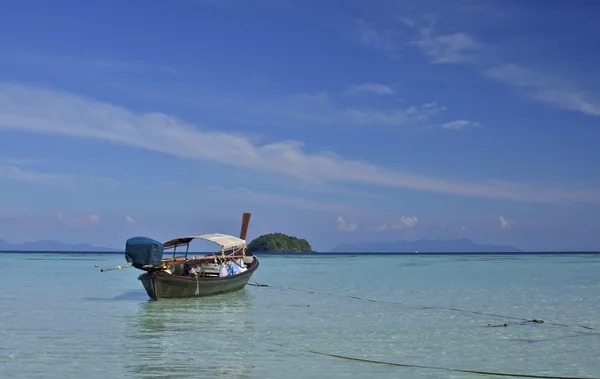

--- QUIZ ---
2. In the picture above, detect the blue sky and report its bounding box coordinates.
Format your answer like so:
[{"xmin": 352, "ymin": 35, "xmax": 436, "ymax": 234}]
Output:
[{"xmin": 1, "ymin": 0, "xmax": 599, "ymax": 251}]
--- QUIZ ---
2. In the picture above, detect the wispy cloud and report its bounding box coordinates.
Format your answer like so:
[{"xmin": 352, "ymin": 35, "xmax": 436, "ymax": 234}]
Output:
[
  {"xmin": 353, "ymin": 18, "xmax": 482, "ymax": 64},
  {"xmin": 401, "ymin": 21, "xmax": 600, "ymax": 118},
  {"xmin": 484, "ymin": 64, "xmax": 600, "ymax": 117},
  {"xmin": 125, "ymin": 215, "xmax": 137, "ymax": 224},
  {"xmin": 0, "ymin": 157, "xmax": 45, "ymax": 166},
  {"xmin": 257, "ymin": 93, "xmax": 453, "ymax": 128},
  {"xmin": 95, "ymin": 78, "xmax": 463, "ymax": 129},
  {"xmin": 356, "ymin": 18, "xmax": 486, "ymax": 67},
  {"xmin": 354, "ymin": 19, "xmax": 401, "ymax": 55},
  {"xmin": 414, "ymin": 28, "xmax": 482, "ymax": 64},
  {"xmin": 206, "ymin": 186, "xmax": 353, "ymax": 213},
  {"xmin": 0, "ymin": 162, "xmax": 119, "ymax": 190},
  {"xmin": 373, "ymin": 216, "xmax": 419, "ymax": 232},
  {"xmin": 442, "ymin": 120, "xmax": 482, "ymax": 130},
  {"xmin": 0, "ymin": 165, "xmax": 77, "ymax": 189},
  {"xmin": 57, "ymin": 212, "xmax": 101, "ymax": 225},
  {"xmin": 246, "ymin": 90, "xmax": 440, "ymax": 127},
  {"xmin": 336, "ymin": 216, "xmax": 358, "ymax": 232},
  {"xmin": 402, "ymin": 18, "xmax": 415, "ymax": 29},
  {"xmin": 1, "ymin": 83, "xmax": 598, "ymax": 203},
  {"xmin": 90, "ymin": 59, "xmax": 179, "ymax": 75},
  {"xmin": 421, "ymin": 102, "xmax": 440, "ymax": 109},
  {"xmin": 346, "ymin": 82, "xmax": 395, "ymax": 95},
  {"xmin": 499, "ymin": 216, "xmax": 516, "ymax": 230},
  {"xmin": 0, "ymin": 51, "xmax": 179, "ymax": 76}
]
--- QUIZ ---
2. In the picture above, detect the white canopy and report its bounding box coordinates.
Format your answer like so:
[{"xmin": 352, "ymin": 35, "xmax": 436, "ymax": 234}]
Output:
[
  {"xmin": 198, "ymin": 233, "xmax": 246, "ymax": 250},
  {"xmin": 163, "ymin": 233, "xmax": 246, "ymax": 250}
]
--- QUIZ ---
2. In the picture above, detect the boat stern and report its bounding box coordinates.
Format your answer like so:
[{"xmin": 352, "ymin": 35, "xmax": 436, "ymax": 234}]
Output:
[{"xmin": 138, "ymin": 273, "xmax": 158, "ymax": 300}]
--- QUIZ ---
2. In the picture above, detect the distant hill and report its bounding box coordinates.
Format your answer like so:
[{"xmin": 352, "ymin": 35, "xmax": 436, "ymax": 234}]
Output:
[
  {"xmin": 0, "ymin": 239, "xmax": 120, "ymax": 252},
  {"xmin": 329, "ymin": 238, "xmax": 521, "ymax": 253}
]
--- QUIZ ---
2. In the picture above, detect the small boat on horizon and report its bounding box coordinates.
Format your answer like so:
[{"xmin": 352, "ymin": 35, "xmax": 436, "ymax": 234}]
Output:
[{"xmin": 104, "ymin": 212, "xmax": 259, "ymax": 300}]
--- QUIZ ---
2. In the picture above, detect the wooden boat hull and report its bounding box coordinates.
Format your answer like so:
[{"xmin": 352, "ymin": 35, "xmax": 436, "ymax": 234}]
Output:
[{"xmin": 138, "ymin": 256, "xmax": 259, "ymax": 300}]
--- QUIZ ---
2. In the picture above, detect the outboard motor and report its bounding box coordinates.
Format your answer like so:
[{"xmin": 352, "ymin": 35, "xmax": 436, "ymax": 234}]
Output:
[{"xmin": 125, "ymin": 237, "xmax": 164, "ymax": 270}]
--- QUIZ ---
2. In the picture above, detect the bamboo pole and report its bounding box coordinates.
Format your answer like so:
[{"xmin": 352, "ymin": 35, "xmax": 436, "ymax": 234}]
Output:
[{"xmin": 100, "ymin": 263, "xmax": 133, "ymax": 272}]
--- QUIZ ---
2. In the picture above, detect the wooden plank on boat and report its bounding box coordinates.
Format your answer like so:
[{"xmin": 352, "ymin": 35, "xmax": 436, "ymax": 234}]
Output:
[{"xmin": 240, "ymin": 212, "xmax": 251, "ymax": 240}]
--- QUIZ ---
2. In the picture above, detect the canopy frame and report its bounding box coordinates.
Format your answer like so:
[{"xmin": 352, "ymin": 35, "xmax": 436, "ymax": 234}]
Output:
[{"xmin": 162, "ymin": 234, "xmax": 247, "ymax": 259}]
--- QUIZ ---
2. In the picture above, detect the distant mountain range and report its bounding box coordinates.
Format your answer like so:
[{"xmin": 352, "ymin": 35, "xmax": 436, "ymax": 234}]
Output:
[
  {"xmin": 329, "ymin": 238, "xmax": 521, "ymax": 253},
  {"xmin": 0, "ymin": 239, "xmax": 120, "ymax": 252},
  {"xmin": 0, "ymin": 237, "xmax": 521, "ymax": 254}
]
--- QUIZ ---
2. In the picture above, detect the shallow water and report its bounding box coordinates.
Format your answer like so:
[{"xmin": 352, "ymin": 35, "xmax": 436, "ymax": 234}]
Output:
[{"xmin": 1, "ymin": 253, "xmax": 599, "ymax": 378}]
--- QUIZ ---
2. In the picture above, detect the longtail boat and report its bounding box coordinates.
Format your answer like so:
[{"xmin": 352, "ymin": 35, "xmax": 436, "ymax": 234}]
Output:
[{"xmin": 104, "ymin": 212, "xmax": 259, "ymax": 300}]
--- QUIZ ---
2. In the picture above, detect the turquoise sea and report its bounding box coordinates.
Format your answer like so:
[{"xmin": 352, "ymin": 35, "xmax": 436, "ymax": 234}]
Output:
[{"xmin": 1, "ymin": 252, "xmax": 599, "ymax": 379}]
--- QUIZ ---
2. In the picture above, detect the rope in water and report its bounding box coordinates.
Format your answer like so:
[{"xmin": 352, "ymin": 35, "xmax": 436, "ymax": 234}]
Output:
[
  {"xmin": 248, "ymin": 280, "xmax": 599, "ymax": 378},
  {"xmin": 307, "ymin": 350, "xmax": 600, "ymax": 379},
  {"xmin": 258, "ymin": 339, "xmax": 600, "ymax": 379},
  {"xmin": 248, "ymin": 281, "xmax": 598, "ymax": 333},
  {"xmin": 248, "ymin": 281, "xmax": 599, "ymax": 378}
]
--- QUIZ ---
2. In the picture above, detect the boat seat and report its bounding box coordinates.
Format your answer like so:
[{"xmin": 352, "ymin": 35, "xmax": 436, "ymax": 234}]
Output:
[{"xmin": 168, "ymin": 262, "xmax": 186, "ymax": 276}]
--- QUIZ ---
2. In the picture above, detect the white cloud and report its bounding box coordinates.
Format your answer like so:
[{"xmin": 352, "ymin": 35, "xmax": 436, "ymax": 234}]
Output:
[
  {"xmin": 0, "ymin": 163, "xmax": 118, "ymax": 190},
  {"xmin": 373, "ymin": 216, "xmax": 419, "ymax": 232},
  {"xmin": 336, "ymin": 216, "xmax": 358, "ymax": 232},
  {"xmin": 0, "ymin": 165, "xmax": 77, "ymax": 188},
  {"xmin": 125, "ymin": 215, "xmax": 137, "ymax": 224},
  {"xmin": 251, "ymin": 90, "xmax": 436, "ymax": 127},
  {"xmin": 346, "ymin": 82, "xmax": 395, "ymax": 95},
  {"xmin": 355, "ymin": 17, "xmax": 600, "ymax": 119},
  {"xmin": 414, "ymin": 26, "xmax": 599, "ymax": 118},
  {"xmin": 0, "ymin": 84, "xmax": 598, "ymax": 203},
  {"xmin": 354, "ymin": 19, "xmax": 400, "ymax": 54},
  {"xmin": 402, "ymin": 18, "xmax": 415, "ymax": 28},
  {"xmin": 418, "ymin": 102, "xmax": 447, "ymax": 114},
  {"xmin": 414, "ymin": 28, "xmax": 482, "ymax": 64},
  {"xmin": 442, "ymin": 120, "xmax": 482, "ymax": 130},
  {"xmin": 484, "ymin": 64, "xmax": 600, "ymax": 117},
  {"xmin": 500, "ymin": 216, "xmax": 515, "ymax": 230},
  {"xmin": 401, "ymin": 216, "xmax": 419, "ymax": 227},
  {"xmin": 57, "ymin": 212, "xmax": 101, "ymax": 225}
]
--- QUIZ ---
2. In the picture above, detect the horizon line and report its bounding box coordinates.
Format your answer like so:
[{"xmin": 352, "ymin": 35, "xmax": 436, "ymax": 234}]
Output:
[{"xmin": 1, "ymin": 250, "xmax": 599, "ymax": 255}]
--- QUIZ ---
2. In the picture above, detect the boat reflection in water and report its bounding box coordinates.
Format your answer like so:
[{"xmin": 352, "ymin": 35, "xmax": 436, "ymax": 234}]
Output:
[{"xmin": 123, "ymin": 289, "xmax": 255, "ymax": 378}]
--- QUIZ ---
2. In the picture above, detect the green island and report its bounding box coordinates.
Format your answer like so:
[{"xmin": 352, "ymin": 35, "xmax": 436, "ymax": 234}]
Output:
[{"xmin": 247, "ymin": 233, "xmax": 313, "ymax": 253}]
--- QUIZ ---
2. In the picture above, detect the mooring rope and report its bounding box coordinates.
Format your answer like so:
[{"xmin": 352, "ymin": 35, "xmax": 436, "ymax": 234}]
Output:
[
  {"xmin": 245, "ymin": 282, "xmax": 600, "ymax": 378},
  {"xmin": 249, "ymin": 283, "xmax": 598, "ymax": 333},
  {"xmin": 306, "ymin": 350, "xmax": 600, "ymax": 379},
  {"xmin": 250, "ymin": 340, "xmax": 600, "ymax": 379}
]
